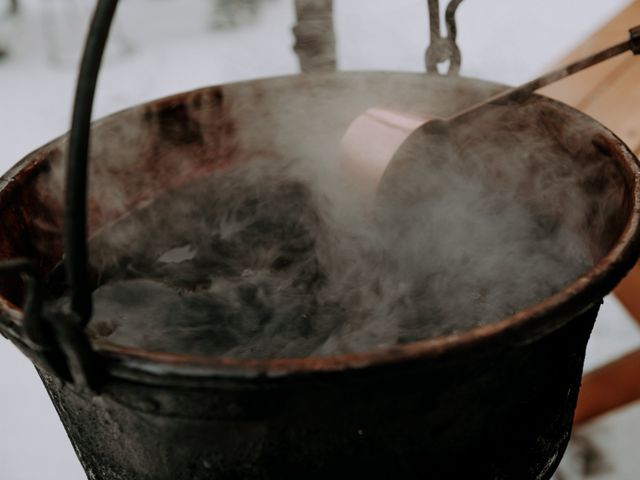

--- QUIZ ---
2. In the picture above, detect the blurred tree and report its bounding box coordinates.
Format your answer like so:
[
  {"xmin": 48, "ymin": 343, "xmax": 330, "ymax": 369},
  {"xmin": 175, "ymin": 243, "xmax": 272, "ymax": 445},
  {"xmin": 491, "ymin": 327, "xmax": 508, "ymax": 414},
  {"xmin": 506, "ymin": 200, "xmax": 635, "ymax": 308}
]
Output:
[
  {"xmin": 1, "ymin": 0, "xmax": 18, "ymax": 59},
  {"xmin": 211, "ymin": 0, "xmax": 267, "ymax": 29}
]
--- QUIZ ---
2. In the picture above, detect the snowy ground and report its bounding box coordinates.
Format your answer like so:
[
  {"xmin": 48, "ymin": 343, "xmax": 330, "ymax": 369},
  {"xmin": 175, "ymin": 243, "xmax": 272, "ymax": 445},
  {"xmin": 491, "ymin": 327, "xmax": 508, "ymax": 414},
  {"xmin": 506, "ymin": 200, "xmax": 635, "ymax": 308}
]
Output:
[{"xmin": 0, "ymin": 1, "xmax": 637, "ymax": 478}]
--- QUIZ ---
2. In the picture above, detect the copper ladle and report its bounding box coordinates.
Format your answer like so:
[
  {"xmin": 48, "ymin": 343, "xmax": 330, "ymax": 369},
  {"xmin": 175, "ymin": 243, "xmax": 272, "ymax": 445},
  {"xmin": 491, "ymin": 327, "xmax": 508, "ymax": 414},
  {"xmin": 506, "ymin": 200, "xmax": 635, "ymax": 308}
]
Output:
[{"xmin": 356, "ymin": 26, "xmax": 640, "ymax": 206}]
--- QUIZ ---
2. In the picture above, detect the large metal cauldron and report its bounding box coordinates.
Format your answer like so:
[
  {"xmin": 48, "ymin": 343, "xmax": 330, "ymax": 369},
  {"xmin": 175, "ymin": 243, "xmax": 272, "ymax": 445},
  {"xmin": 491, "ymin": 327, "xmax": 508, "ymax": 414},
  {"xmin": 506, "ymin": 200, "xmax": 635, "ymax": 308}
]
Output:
[
  {"xmin": 1, "ymin": 4, "xmax": 640, "ymax": 480},
  {"xmin": 1, "ymin": 70, "xmax": 640, "ymax": 480}
]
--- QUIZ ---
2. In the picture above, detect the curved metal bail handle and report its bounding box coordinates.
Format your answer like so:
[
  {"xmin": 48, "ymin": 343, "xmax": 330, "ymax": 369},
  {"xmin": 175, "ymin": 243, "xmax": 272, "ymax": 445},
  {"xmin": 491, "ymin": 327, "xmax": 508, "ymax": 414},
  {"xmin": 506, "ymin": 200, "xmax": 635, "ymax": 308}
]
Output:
[
  {"xmin": 0, "ymin": 259, "xmax": 98, "ymax": 390},
  {"xmin": 66, "ymin": 0, "xmax": 119, "ymax": 329},
  {"xmin": 426, "ymin": 0, "xmax": 464, "ymax": 75}
]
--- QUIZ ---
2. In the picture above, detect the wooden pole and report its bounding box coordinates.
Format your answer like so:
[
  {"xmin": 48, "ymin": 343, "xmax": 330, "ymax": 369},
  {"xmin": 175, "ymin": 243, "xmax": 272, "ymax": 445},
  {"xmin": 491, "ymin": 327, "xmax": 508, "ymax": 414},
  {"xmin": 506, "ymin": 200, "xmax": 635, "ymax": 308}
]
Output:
[{"xmin": 293, "ymin": 0, "xmax": 336, "ymax": 73}]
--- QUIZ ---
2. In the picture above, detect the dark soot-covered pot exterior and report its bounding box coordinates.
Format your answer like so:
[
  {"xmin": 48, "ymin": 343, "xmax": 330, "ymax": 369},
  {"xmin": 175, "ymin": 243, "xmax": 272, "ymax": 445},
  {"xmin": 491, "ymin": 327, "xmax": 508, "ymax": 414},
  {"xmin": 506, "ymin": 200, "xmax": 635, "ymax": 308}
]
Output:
[{"xmin": 1, "ymin": 73, "xmax": 640, "ymax": 480}]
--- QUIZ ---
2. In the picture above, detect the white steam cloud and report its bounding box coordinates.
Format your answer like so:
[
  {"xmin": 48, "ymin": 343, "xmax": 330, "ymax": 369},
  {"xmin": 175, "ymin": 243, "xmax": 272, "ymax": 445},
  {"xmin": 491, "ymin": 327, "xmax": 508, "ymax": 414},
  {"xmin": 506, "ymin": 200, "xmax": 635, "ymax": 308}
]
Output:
[{"xmin": 36, "ymin": 75, "xmax": 625, "ymax": 359}]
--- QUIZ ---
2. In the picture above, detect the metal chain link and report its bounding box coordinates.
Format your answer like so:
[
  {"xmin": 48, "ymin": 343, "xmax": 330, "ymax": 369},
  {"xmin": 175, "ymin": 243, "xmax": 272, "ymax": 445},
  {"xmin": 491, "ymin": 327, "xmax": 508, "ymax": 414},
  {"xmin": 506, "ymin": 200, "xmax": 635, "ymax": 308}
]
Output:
[{"xmin": 426, "ymin": 0, "xmax": 464, "ymax": 75}]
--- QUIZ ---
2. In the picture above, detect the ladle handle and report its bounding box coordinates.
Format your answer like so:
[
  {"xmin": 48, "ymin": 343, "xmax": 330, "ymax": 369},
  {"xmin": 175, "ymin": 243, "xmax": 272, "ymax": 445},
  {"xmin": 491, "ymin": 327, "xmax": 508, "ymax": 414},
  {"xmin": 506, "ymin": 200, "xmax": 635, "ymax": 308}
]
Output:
[{"xmin": 448, "ymin": 26, "xmax": 640, "ymax": 122}]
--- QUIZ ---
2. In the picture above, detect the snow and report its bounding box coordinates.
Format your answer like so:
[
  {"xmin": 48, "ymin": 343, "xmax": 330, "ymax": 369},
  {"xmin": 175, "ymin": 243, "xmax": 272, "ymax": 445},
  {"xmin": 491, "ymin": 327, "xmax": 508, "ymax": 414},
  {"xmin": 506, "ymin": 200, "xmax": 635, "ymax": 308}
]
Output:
[{"xmin": 0, "ymin": 1, "xmax": 637, "ymax": 478}]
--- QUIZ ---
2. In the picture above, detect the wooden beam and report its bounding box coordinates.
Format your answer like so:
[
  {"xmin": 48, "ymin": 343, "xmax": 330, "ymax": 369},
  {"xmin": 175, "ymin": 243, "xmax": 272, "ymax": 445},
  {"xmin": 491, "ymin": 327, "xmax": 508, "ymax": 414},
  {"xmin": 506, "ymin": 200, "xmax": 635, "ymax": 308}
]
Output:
[
  {"xmin": 540, "ymin": 1, "xmax": 640, "ymax": 110},
  {"xmin": 613, "ymin": 263, "xmax": 640, "ymax": 326},
  {"xmin": 577, "ymin": 57, "xmax": 640, "ymax": 150},
  {"xmin": 293, "ymin": 0, "xmax": 336, "ymax": 73},
  {"xmin": 575, "ymin": 348, "xmax": 640, "ymax": 425}
]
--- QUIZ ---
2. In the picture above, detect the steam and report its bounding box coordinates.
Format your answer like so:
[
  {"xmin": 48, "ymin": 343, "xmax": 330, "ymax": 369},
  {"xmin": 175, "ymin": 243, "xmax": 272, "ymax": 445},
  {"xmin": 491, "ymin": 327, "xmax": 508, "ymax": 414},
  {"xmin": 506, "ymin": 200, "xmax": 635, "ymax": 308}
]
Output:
[{"xmin": 37, "ymin": 77, "xmax": 622, "ymax": 360}]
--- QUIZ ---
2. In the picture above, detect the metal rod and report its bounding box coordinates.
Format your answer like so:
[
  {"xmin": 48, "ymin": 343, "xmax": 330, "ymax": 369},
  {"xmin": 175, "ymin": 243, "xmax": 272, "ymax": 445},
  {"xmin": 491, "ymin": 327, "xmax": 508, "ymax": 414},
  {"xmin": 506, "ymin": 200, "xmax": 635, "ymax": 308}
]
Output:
[
  {"xmin": 506, "ymin": 40, "xmax": 632, "ymax": 100},
  {"xmin": 65, "ymin": 0, "xmax": 119, "ymax": 326},
  {"xmin": 450, "ymin": 34, "xmax": 637, "ymax": 120}
]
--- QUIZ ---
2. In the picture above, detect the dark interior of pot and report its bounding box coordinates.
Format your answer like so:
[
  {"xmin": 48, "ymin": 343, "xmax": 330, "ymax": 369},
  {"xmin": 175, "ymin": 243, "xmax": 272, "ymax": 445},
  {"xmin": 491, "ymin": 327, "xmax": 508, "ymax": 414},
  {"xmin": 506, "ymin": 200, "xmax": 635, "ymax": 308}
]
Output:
[{"xmin": 0, "ymin": 72, "xmax": 635, "ymax": 361}]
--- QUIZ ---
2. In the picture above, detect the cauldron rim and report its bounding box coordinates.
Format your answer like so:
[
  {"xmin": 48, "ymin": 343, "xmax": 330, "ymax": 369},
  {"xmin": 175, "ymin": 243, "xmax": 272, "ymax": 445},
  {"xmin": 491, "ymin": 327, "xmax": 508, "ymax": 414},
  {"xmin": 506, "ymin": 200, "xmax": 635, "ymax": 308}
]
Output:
[{"xmin": 2, "ymin": 71, "xmax": 640, "ymax": 382}]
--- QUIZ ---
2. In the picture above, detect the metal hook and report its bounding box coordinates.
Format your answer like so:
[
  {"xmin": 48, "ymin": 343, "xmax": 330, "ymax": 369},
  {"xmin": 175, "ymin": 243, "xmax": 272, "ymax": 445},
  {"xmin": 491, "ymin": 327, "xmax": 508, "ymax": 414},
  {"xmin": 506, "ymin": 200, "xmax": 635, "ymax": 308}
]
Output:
[{"xmin": 426, "ymin": 0, "xmax": 464, "ymax": 75}]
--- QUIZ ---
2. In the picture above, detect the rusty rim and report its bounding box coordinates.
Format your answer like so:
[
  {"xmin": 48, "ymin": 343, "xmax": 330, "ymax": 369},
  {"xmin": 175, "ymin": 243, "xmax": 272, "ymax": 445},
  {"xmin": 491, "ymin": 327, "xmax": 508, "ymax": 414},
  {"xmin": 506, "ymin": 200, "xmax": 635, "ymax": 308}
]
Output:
[{"xmin": 1, "ymin": 75, "xmax": 639, "ymax": 382}]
